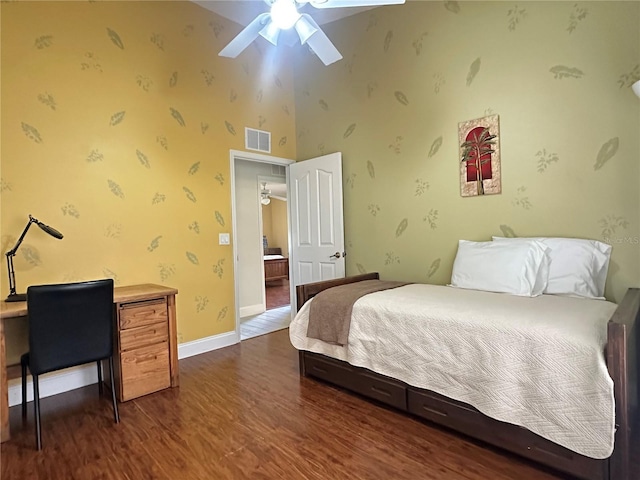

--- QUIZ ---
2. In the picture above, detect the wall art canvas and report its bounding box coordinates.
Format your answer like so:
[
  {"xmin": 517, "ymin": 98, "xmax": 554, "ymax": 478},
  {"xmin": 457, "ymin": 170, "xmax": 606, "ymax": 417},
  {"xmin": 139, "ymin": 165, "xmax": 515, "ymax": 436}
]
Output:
[{"xmin": 458, "ymin": 114, "xmax": 501, "ymax": 197}]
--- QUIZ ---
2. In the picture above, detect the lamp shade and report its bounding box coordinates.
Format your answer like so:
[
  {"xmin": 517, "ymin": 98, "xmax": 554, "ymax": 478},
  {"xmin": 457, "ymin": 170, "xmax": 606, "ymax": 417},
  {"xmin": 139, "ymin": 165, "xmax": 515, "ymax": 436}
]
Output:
[
  {"xmin": 259, "ymin": 21, "xmax": 280, "ymax": 46},
  {"xmin": 295, "ymin": 15, "xmax": 318, "ymax": 45},
  {"xmin": 633, "ymin": 80, "xmax": 640, "ymax": 99}
]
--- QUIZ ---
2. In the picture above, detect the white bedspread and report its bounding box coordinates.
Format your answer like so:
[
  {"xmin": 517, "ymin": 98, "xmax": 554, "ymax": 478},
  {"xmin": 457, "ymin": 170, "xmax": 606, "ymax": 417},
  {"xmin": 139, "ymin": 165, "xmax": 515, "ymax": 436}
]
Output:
[
  {"xmin": 264, "ymin": 254, "xmax": 285, "ymax": 260},
  {"xmin": 289, "ymin": 283, "xmax": 617, "ymax": 459}
]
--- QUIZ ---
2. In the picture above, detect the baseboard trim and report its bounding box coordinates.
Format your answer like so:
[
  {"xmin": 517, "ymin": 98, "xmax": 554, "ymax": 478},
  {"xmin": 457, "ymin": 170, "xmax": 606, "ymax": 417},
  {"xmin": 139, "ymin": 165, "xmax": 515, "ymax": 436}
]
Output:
[
  {"xmin": 178, "ymin": 330, "xmax": 239, "ymax": 359},
  {"xmin": 8, "ymin": 363, "xmax": 98, "ymax": 407},
  {"xmin": 9, "ymin": 331, "xmax": 240, "ymax": 407},
  {"xmin": 239, "ymin": 303, "xmax": 265, "ymax": 318}
]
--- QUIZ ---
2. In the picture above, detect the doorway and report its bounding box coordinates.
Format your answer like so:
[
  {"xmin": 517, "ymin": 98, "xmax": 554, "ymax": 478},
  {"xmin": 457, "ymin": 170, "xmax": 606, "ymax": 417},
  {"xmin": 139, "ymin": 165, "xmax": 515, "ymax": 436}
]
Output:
[
  {"xmin": 229, "ymin": 150, "xmax": 294, "ymax": 341},
  {"xmin": 260, "ymin": 178, "xmax": 290, "ymax": 311}
]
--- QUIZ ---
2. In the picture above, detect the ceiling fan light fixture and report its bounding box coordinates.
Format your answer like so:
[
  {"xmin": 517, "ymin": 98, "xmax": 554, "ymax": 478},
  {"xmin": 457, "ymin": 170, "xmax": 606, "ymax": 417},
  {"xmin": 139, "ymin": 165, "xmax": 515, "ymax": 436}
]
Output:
[
  {"xmin": 295, "ymin": 16, "xmax": 318, "ymax": 45},
  {"xmin": 219, "ymin": 1, "xmax": 407, "ymax": 64},
  {"xmin": 270, "ymin": 0, "xmax": 301, "ymax": 30},
  {"xmin": 259, "ymin": 21, "xmax": 281, "ymax": 46},
  {"xmin": 260, "ymin": 182, "xmax": 272, "ymax": 205},
  {"xmin": 633, "ymin": 79, "xmax": 640, "ymax": 98}
]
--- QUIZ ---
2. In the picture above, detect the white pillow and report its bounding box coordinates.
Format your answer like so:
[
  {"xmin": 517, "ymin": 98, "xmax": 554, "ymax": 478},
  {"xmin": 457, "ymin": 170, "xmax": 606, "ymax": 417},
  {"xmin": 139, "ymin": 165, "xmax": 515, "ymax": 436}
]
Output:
[
  {"xmin": 451, "ymin": 240, "xmax": 549, "ymax": 297},
  {"xmin": 492, "ymin": 237, "xmax": 612, "ymax": 299}
]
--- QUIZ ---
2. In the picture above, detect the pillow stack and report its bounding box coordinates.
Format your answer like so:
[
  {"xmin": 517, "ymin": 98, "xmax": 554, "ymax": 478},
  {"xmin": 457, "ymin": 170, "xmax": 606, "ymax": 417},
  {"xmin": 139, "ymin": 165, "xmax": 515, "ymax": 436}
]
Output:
[{"xmin": 451, "ymin": 237, "xmax": 611, "ymax": 299}]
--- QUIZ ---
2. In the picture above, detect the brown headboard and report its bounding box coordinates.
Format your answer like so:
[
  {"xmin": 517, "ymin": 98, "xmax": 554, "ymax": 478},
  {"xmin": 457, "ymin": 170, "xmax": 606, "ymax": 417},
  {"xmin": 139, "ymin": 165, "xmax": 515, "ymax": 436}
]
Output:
[
  {"xmin": 264, "ymin": 247, "xmax": 282, "ymax": 255},
  {"xmin": 295, "ymin": 273, "xmax": 380, "ymax": 311}
]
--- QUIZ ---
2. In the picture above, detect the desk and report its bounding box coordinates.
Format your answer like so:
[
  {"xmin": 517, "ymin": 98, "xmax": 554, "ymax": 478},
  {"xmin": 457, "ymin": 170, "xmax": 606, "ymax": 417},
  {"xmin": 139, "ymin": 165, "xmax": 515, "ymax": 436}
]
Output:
[{"xmin": 0, "ymin": 283, "xmax": 179, "ymax": 443}]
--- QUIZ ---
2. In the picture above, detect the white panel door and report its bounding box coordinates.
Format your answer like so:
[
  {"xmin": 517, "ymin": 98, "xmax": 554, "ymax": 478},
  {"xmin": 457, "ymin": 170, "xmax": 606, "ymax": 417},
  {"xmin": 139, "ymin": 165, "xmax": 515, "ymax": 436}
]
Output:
[{"xmin": 289, "ymin": 152, "xmax": 345, "ymax": 296}]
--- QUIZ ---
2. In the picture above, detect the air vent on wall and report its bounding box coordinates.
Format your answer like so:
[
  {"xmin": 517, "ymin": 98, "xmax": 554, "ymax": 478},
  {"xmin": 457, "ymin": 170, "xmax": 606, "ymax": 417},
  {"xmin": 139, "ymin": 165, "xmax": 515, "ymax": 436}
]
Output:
[
  {"xmin": 271, "ymin": 164, "xmax": 286, "ymax": 177},
  {"xmin": 245, "ymin": 127, "xmax": 271, "ymax": 153}
]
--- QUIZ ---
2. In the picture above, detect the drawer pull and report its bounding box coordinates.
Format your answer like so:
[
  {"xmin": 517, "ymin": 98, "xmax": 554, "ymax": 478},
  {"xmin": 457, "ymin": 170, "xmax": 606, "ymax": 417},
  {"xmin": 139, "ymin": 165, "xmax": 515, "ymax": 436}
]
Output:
[
  {"xmin": 370, "ymin": 386, "xmax": 391, "ymax": 398},
  {"xmin": 421, "ymin": 404, "xmax": 448, "ymax": 417},
  {"xmin": 420, "ymin": 392, "xmax": 477, "ymax": 414}
]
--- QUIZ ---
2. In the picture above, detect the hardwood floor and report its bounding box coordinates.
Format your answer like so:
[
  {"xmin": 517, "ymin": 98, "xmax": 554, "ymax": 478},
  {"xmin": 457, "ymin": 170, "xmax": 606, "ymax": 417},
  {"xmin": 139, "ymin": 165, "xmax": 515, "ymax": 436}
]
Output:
[
  {"xmin": 265, "ymin": 280, "xmax": 290, "ymax": 310},
  {"xmin": 2, "ymin": 329, "xmax": 638, "ymax": 480},
  {"xmin": 240, "ymin": 305, "xmax": 291, "ymax": 340}
]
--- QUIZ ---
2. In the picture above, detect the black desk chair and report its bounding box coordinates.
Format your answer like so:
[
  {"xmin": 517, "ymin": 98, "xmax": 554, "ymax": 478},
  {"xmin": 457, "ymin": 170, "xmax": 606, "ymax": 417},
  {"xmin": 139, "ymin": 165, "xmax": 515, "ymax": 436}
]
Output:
[{"xmin": 20, "ymin": 279, "xmax": 120, "ymax": 450}]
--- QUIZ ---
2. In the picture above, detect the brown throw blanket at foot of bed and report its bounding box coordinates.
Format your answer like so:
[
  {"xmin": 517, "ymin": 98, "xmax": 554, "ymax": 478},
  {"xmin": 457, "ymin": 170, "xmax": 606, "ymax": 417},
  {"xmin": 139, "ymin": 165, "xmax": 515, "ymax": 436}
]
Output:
[{"xmin": 306, "ymin": 279, "xmax": 409, "ymax": 345}]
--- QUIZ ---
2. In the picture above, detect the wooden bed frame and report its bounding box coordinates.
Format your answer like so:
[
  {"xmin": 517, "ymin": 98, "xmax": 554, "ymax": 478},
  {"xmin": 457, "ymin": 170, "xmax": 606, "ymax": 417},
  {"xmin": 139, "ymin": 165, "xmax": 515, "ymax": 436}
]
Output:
[
  {"xmin": 295, "ymin": 273, "xmax": 639, "ymax": 480},
  {"xmin": 264, "ymin": 247, "xmax": 289, "ymax": 283}
]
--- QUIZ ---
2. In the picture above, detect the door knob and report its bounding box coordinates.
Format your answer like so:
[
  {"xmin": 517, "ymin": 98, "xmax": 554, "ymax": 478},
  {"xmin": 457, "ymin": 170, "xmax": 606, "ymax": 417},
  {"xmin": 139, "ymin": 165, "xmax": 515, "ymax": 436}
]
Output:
[{"xmin": 329, "ymin": 252, "xmax": 341, "ymax": 259}]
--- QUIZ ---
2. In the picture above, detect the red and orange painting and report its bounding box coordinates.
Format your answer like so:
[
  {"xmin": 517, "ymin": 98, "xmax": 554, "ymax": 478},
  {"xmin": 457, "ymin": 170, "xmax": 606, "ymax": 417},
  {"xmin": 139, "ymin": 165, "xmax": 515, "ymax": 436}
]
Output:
[{"xmin": 458, "ymin": 114, "xmax": 501, "ymax": 197}]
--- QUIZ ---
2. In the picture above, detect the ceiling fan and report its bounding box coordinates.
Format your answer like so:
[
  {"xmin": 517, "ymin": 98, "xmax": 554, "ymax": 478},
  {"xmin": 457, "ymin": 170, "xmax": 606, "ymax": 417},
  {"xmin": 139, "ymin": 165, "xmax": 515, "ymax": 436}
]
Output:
[
  {"xmin": 218, "ymin": 0, "xmax": 406, "ymax": 66},
  {"xmin": 260, "ymin": 182, "xmax": 272, "ymax": 205}
]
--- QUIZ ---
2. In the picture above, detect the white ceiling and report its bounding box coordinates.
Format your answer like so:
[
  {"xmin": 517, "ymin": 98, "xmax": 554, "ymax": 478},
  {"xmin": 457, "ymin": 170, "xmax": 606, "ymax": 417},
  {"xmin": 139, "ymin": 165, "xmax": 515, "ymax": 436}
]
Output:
[{"xmin": 193, "ymin": 1, "xmax": 376, "ymax": 27}]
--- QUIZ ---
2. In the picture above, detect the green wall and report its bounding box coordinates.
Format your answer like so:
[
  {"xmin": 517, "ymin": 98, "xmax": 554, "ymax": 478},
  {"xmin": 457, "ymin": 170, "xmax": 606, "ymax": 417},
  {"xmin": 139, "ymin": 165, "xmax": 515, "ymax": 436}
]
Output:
[{"xmin": 293, "ymin": 1, "xmax": 640, "ymax": 302}]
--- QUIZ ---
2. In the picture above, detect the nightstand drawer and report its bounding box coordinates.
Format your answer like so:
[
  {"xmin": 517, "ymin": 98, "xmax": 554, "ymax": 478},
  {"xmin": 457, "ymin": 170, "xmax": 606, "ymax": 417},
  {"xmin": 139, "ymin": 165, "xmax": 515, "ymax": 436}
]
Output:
[
  {"xmin": 119, "ymin": 299, "xmax": 167, "ymax": 330},
  {"xmin": 120, "ymin": 321, "xmax": 168, "ymax": 352},
  {"xmin": 120, "ymin": 342, "xmax": 170, "ymax": 401}
]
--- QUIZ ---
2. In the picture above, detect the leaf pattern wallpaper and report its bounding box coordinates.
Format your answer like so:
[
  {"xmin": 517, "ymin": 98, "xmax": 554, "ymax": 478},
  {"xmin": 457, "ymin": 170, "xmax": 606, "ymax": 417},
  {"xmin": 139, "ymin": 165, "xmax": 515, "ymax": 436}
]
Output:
[
  {"xmin": 0, "ymin": 0, "xmax": 296, "ymax": 360},
  {"xmin": 1, "ymin": 1, "xmax": 639, "ymax": 362},
  {"xmin": 292, "ymin": 1, "xmax": 639, "ymax": 302}
]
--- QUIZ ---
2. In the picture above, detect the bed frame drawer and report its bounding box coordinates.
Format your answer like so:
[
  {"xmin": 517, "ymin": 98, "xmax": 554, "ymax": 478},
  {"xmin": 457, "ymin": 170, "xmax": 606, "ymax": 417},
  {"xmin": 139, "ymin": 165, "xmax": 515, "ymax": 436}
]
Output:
[
  {"xmin": 408, "ymin": 387, "xmax": 538, "ymax": 450},
  {"xmin": 407, "ymin": 388, "xmax": 604, "ymax": 480},
  {"xmin": 356, "ymin": 372, "xmax": 406, "ymax": 410},
  {"xmin": 304, "ymin": 353, "xmax": 406, "ymax": 410},
  {"xmin": 304, "ymin": 353, "xmax": 357, "ymax": 389},
  {"xmin": 408, "ymin": 388, "xmax": 485, "ymax": 434}
]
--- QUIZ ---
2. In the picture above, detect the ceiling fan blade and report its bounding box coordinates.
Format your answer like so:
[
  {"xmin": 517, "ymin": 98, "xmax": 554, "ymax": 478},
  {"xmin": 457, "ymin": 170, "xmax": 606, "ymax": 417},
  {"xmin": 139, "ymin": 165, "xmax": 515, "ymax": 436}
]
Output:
[
  {"xmin": 310, "ymin": 0, "xmax": 405, "ymax": 8},
  {"xmin": 219, "ymin": 13, "xmax": 271, "ymax": 58},
  {"xmin": 296, "ymin": 15, "xmax": 342, "ymax": 65}
]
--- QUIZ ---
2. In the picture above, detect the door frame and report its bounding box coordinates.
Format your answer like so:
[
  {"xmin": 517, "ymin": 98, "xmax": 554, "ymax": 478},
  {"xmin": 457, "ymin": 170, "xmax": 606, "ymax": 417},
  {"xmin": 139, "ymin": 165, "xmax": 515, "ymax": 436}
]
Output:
[{"xmin": 229, "ymin": 149, "xmax": 295, "ymax": 341}]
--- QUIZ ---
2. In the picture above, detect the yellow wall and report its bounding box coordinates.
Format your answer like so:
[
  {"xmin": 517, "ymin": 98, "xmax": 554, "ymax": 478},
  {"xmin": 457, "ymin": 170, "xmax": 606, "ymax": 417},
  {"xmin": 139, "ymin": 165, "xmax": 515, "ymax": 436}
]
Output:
[
  {"xmin": 293, "ymin": 1, "xmax": 640, "ymax": 302},
  {"xmin": 1, "ymin": 1, "xmax": 296, "ymax": 362},
  {"xmin": 262, "ymin": 199, "xmax": 288, "ymax": 257},
  {"xmin": 270, "ymin": 198, "xmax": 289, "ymax": 258},
  {"xmin": 262, "ymin": 203, "xmax": 273, "ymax": 247}
]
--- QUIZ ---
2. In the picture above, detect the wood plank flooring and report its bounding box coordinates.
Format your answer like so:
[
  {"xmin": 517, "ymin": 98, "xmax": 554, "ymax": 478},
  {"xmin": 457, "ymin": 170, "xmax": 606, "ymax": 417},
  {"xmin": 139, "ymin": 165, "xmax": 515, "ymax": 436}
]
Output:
[
  {"xmin": 240, "ymin": 306, "xmax": 291, "ymax": 340},
  {"xmin": 2, "ymin": 329, "xmax": 638, "ymax": 480},
  {"xmin": 265, "ymin": 280, "xmax": 290, "ymax": 310}
]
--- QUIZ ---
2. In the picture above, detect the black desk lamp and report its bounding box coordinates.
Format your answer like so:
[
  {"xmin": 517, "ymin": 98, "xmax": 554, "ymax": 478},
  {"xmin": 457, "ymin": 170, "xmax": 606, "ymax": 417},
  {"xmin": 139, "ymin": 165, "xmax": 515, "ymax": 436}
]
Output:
[{"xmin": 5, "ymin": 215, "xmax": 63, "ymax": 303}]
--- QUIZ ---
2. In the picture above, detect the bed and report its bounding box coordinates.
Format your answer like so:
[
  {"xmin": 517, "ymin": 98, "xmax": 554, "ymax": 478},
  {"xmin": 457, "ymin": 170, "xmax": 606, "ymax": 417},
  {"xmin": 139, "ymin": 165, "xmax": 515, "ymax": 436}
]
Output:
[
  {"xmin": 291, "ymin": 272, "xmax": 639, "ymax": 480},
  {"xmin": 264, "ymin": 247, "xmax": 289, "ymax": 283}
]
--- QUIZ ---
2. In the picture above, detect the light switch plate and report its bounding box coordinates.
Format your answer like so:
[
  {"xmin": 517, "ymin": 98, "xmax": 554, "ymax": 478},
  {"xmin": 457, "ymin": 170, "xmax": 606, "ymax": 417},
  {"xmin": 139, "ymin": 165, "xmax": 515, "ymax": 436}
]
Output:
[{"xmin": 219, "ymin": 233, "xmax": 230, "ymax": 245}]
